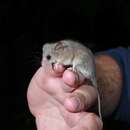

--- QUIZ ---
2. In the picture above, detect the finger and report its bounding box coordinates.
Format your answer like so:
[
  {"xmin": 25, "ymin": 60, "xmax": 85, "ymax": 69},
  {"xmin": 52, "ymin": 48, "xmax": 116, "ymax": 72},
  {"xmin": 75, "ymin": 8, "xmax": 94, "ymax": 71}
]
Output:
[
  {"xmin": 42, "ymin": 63, "xmax": 66, "ymax": 77},
  {"xmin": 64, "ymin": 84, "xmax": 98, "ymax": 112},
  {"xmin": 53, "ymin": 63, "xmax": 66, "ymax": 76},
  {"xmin": 63, "ymin": 69, "xmax": 85, "ymax": 88},
  {"xmin": 73, "ymin": 113, "xmax": 103, "ymax": 130}
]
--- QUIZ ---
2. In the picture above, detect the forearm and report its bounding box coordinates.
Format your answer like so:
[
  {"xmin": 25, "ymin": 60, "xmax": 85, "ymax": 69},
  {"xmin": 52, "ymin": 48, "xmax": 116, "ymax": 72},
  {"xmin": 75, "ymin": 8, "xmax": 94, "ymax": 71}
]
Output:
[{"xmin": 95, "ymin": 55, "xmax": 123, "ymax": 117}]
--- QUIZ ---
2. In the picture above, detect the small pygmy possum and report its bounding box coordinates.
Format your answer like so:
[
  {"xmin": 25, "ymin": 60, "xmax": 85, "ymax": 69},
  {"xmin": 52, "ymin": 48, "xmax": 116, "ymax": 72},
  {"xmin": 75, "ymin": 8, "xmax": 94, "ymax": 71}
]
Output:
[{"xmin": 41, "ymin": 39, "xmax": 102, "ymax": 119}]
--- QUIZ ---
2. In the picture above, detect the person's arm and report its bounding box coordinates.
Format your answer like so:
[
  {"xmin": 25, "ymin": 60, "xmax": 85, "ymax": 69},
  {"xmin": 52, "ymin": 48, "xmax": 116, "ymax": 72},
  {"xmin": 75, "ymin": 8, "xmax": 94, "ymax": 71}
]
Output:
[
  {"xmin": 95, "ymin": 46, "xmax": 130, "ymax": 123},
  {"xmin": 95, "ymin": 55, "xmax": 122, "ymax": 116}
]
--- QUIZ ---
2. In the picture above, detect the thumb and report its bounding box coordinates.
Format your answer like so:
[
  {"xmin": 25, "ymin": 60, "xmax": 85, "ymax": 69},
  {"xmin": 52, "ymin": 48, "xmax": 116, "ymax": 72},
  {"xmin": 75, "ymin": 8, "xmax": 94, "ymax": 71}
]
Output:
[{"xmin": 72, "ymin": 113, "xmax": 103, "ymax": 130}]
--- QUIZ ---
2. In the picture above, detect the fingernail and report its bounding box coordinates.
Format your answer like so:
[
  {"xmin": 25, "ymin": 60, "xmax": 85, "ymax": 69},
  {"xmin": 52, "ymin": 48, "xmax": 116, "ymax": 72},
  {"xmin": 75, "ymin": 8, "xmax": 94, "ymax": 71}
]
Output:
[{"xmin": 69, "ymin": 96, "xmax": 81, "ymax": 111}]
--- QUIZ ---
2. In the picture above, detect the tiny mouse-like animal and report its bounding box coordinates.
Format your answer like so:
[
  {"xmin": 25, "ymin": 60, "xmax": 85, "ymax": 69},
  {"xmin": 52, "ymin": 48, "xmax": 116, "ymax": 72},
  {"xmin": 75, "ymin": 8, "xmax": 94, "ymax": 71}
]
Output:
[{"xmin": 41, "ymin": 39, "xmax": 102, "ymax": 119}]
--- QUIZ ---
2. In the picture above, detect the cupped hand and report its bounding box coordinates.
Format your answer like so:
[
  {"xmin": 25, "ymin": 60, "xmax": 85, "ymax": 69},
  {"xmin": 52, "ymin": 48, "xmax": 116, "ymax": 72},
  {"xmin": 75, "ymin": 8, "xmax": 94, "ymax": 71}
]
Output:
[{"xmin": 27, "ymin": 63, "xmax": 103, "ymax": 130}]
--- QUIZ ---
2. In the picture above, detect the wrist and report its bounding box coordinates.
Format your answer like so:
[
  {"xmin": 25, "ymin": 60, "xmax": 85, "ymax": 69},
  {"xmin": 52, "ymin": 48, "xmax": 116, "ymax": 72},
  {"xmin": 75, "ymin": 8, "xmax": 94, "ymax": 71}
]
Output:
[{"xmin": 95, "ymin": 55, "xmax": 122, "ymax": 117}]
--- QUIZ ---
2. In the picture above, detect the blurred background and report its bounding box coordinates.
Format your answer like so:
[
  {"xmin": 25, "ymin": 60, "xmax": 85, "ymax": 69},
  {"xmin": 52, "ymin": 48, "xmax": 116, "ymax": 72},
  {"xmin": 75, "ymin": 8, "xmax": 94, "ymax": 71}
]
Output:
[{"xmin": 3, "ymin": 0, "xmax": 130, "ymax": 130}]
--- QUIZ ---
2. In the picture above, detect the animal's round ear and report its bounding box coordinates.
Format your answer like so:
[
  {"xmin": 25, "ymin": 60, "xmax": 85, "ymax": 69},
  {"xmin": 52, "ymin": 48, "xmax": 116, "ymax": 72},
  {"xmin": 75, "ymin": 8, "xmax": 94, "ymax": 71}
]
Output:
[{"xmin": 54, "ymin": 41, "xmax": 68, "ymax": 51}]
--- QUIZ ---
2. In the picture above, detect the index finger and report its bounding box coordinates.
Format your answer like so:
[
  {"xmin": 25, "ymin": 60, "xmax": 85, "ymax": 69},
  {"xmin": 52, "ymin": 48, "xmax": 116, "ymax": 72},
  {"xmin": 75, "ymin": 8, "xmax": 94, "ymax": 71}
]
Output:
[
  {"xmin": 63, "ymin": 69, "xmax": 85, "ymax": 88},
  {"xmin": 42, "ymin": 63, "xmax": 66, "ymax": 77}
]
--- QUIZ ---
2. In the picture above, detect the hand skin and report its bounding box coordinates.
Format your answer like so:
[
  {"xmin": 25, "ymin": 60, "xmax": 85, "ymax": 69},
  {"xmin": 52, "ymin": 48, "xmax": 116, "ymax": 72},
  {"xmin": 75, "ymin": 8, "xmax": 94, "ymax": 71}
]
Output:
[
  {"xmin": 27, "ymin": 55, "xmax": 122, "ymax": 130},
  {"xmin": 27, "ymin": 63, "xmax": 102, "ymax": 130}
]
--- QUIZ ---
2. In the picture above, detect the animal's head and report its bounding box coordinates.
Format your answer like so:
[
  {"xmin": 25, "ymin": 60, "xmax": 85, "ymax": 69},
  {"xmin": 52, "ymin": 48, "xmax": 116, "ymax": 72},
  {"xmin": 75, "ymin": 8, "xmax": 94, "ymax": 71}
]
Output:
[{"xmin": 42, "ymin": 40, "xmax": 70, "ymax": 65}]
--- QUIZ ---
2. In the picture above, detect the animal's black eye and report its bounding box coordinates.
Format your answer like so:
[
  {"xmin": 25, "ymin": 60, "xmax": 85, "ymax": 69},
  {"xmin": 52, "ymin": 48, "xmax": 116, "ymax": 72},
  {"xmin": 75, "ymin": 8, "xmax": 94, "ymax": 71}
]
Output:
[{"xmin": 46, "ymin": 55, "xmax": 51, "ymax": 60}]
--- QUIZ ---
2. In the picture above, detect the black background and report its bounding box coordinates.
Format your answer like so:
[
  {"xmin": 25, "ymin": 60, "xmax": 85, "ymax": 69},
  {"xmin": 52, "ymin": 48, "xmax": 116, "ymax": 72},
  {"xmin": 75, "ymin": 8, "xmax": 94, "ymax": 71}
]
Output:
[{"xmin": 3, "ymin": 0, "xmax": 130, "ymax": 130}]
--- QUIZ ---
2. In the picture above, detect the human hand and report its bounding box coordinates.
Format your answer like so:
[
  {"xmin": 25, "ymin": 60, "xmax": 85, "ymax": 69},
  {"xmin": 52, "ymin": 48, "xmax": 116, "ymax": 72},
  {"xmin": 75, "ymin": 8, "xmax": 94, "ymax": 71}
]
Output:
[{"xmin": 27, "ymin": 63, "xmax": 103, "ymax": 130}]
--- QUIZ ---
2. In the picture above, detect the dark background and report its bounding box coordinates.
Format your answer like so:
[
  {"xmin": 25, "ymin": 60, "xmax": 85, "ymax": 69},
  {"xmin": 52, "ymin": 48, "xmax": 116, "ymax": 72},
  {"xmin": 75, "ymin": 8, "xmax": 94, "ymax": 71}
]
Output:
[{"xmin": 3, "ymin": 0, "xmax": 130, "ymax": 130}]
